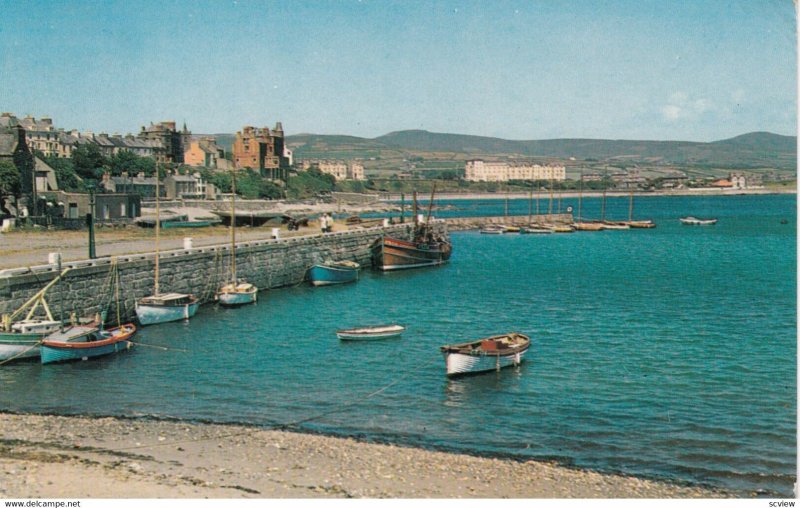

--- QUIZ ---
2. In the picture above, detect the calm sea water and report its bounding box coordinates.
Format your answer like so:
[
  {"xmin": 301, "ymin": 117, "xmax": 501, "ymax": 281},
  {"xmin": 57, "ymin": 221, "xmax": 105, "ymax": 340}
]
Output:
[{"xmin": 1, "ymin": 194, "xmax": 795, "ymax": 496}]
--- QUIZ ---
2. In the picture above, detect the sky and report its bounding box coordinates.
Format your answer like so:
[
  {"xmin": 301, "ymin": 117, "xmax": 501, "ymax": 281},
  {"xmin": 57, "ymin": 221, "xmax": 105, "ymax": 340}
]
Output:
[{"xmin": 1, "ymin": 0, "xmax": 796, "ymax": 141}]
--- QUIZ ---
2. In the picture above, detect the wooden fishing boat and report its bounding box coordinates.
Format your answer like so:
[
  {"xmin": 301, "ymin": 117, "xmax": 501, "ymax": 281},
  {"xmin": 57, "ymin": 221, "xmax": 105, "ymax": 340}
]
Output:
[
  {"xmin": 372, "ymin": 235, "xmax": 452, "ymax": 270},
  {"xmin": 308, "ymin": 261, "xmax": 360, "ymax": 286},
  {"xmin": 40, "ymin": 323, "xmax": 136, "ymax": 365},
  {"xmin": 336, "ymin": 324, "xmax": 405, "ymax": 341},
  {"xmin": 136, "ymin": 168, "xmax": 200, "ymax": 324},
  {"xmin": 503, "ymin": 225, "xmax": 521, "ymax": 233},
  {"xmin": 216, "ymin": 170, "xmax": 258, "ymax": 307},
  {"xmin": 680, "ymin": 216, "xmax": 717, "ymax": 225},
  {"xmin": 549, "ymin": 225, "xmax": 576, "ymax": 233},
  {"xmin": 440, "ymin": 332, "xmax": 531, "ymax": 377}
]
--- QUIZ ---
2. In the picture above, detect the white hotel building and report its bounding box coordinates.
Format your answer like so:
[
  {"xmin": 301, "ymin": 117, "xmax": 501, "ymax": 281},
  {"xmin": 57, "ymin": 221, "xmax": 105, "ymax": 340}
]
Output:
[{"xmin": 465, "ymin": 160, "xmax": 566, "ymax": 182}]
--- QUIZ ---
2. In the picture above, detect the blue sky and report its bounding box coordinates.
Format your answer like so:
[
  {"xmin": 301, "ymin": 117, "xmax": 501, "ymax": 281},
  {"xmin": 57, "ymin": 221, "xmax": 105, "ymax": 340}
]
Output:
[{"xmin": 1, "ymin": 0, "xmax": 796, "ymax": 141}]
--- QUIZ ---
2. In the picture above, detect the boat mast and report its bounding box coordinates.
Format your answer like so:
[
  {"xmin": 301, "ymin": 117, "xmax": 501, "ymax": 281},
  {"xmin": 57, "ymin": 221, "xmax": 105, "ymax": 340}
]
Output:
[
  {"xmin": 577, "ymin": 171, "xmax": 583, "ymax": 222},
  {"xmin": 425, "ymin": 182, "xmax": 436, "ymax": 225},
  {"xmin": 230, "ymin": 169, "xmax": 237, "ymax": 285},
  {"xmin": 536, "ymin": 181, "xmax": 540, "ymax": 215},
  {"xmin": 412, "ymin": 190, "xmax": 418, "ymax": 227},
  {"xmin": 527, "ymin": 180, "xmax": 533, "ymax": 224},
  {"xmin": 600, "ymin": 167, "xmax": 607, "ymax": 223},
  {"xmin": 628, "ymin": 188, "xmax": 634, "ymax": 222},
  {"xmin": 58, "ymin": 254, "xmax": 64, "ymax": 332},
  {"xmin": 154, "ymin": 163, "xmax": 160, "ymax": 296}
]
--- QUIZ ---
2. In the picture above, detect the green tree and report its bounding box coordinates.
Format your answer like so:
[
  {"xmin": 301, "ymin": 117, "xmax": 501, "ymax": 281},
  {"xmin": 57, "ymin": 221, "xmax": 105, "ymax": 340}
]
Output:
[
  {"xmin": 44, "ymin": 155, "xmax": 83, "ymax": 192},
  {"xmin": 71, "ymin": 144, "xmax": 108, "ymax": 182},
  {"xmin": 0, "ymin": 159, "xmax": 21, "ymax": 217},
  {"xmin": 108, "ymin": 150, "xmax": 156, "ymax": 177}
]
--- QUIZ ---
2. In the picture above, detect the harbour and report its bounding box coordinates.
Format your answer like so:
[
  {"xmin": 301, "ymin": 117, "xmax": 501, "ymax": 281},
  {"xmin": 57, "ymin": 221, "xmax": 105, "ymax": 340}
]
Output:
[{"xmin": 0, "ymin": 193, "xmax": 794, "ymax": 497}]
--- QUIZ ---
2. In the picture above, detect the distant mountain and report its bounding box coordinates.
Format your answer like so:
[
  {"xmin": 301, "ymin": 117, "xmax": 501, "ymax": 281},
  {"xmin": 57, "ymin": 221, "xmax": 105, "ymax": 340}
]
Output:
[{"xmin": 205, "ymin": 129, "xmax": 796, "ymax": 172}]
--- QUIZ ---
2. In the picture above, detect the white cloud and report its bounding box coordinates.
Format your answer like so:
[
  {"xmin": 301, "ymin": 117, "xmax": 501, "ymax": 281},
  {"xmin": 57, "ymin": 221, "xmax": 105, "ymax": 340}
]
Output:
[{"xmin": 661, "ymin": 92, "xmax": 713, "ymax": 122}]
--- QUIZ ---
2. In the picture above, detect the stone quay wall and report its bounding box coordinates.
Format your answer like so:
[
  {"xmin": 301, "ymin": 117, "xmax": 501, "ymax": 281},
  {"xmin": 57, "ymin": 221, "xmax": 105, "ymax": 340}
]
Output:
[{"xmin": 0, "ymin": 221, "xmax": 448, "ymax": 324}]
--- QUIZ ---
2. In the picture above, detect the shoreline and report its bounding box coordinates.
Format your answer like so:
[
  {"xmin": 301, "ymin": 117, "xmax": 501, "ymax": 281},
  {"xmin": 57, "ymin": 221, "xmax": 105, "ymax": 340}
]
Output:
[
  {"xmin": 0, "ymin": 412, "xmax": 734, "ymax": 499},
  {"xmin": 382, "ymin": 188, "xmax": 797, "ymax": 201}
]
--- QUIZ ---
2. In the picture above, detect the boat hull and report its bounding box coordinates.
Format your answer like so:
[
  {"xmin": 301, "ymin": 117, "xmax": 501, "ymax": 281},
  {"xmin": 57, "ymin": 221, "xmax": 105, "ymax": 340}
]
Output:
[
  {"xmin": 371, "ymin": 236, "xmax": 451, "ymax": 271},
  {"xmin": 135, "ymin": 301, "xmax": 199, "ymax": 325},
  {"xmin": 0, "ymin": 333, "xmax": 43, "ymax": 362},
  {"xmin": 336, "ymin": 324, "xmax": 405, "ymax": 341},
  {"xmin": 217, "ymin": 289, "xmax": 257, "ymax": 306},
  {"xmin": 41, "ymin": 338, "xmax": 133, "ymax": 364},
  {"xmin": 40, "ymin": 324, "xmax": 136, "ymax": 365},
  {"xmin": 308, "ymin": 265, "xmax": 359, "ymax": 286},
  {"xmin": 442, "ymin": 346, "xmax": 529, "ymax": 376}
]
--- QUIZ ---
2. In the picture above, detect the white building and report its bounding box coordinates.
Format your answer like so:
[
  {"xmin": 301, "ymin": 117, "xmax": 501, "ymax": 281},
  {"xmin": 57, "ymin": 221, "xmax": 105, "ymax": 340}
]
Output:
[{"xmin": 465, "ymin": 160, "xmax": 566, "ymax": 182}]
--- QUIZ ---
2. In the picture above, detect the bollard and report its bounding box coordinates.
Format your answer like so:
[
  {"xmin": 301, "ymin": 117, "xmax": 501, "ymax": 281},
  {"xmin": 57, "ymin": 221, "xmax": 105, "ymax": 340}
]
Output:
[
  {"xmin": 48, "ymin": 252, "xmax": 61, "ymax": 265},
  {"xmin": 271, "ymin": 227, "xmax": 280, "ymax": 239},
  {"xmin": 382, "ymin": 218, "xmax": 389, "ymax": 227},
  {"xmin": 183, "ymin": 237, "xmax": 193, "ymax": 250},
  {"xmin": 417, "ymin": 214, "xmax": 425, "ymax": 223}
]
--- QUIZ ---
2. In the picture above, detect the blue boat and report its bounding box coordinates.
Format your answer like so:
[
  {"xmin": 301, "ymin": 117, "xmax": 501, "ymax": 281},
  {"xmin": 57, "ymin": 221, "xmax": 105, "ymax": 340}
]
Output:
[
  {"xmin": 135, "ymin": 293, "xmax": 200, "ymax": 326},
  {"xmin": 40, "ymin": 324, "xmax": 136, "ymax": 364},
  {"xmin": 308, "ymin": 261, "xmax": 360, "ymax": 286}
]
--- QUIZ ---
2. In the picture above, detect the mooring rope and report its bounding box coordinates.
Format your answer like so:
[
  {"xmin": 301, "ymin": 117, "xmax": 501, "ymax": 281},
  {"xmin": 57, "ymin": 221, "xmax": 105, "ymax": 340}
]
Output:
[{"xmin": 0, "ymin": 340, "xmax": 43, "ymax": 367}]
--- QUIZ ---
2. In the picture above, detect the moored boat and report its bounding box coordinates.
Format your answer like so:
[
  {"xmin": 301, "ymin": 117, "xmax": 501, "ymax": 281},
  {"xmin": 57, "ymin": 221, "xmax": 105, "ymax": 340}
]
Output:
[
  {"xmin": 440, "ymin": 332, "xmax": 530, "ymax": 377},
  {"xmin": 308, "ymin": 261, "xmax": 360, "ymax": 286},
  {"xmin": 0, "ymin": 319, "xmax": 62, "ymax": 362},
  {"xmin": 519, "ymin": 226, "xmax": 553, "ymax": 234},
  {"xmin": 215, "ymin": 171, "xmax": 258, "ymax": 307},
  {"xmin": 136, "ymin": 293, "xmax": 199, "ymax": 325},
  {"xmin": 549, "ymin": 224, "xmax": 576, "ymax": 233},
  {"xmin": 217, "ymin": 282, "xmax": 258, "ymax": 306},
  {"xmin": 372, "ymin": 234, "xmax": 452, "ymax": 271},
  {"xmin": 601, "ymin": 221, "xmax": 630, "ymax": 230},
  {"xmin": 336, "ymin": 324, "xmax": 405, "ymax": 341},
  {"xmin": 40, "ymin": 323, "xmax": 136, "ymax": 365},
  {"xmin": 480, "ymin": 225, "xmax": 505, "ymax": 234},
  {"xmin": 573, "ymin": 221, "xmax": 605, "ymax": 232},
  {"xmin": 680, "ymin": 216, "xmax": 718, "ymax": 225},
  {"xmin": 626, "ymin": 220, "xmax": 656, "ymax": 229},
  {"xmin": 136, "ymin": 167, "xmax": 201, "ymax": 324}
]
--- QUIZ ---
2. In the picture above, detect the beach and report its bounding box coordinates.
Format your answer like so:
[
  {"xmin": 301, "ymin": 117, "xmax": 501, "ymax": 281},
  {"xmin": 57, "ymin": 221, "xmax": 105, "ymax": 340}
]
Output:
[{"xmin": 0, "ymin": 413, "xmax": 729, "ymax": 499}]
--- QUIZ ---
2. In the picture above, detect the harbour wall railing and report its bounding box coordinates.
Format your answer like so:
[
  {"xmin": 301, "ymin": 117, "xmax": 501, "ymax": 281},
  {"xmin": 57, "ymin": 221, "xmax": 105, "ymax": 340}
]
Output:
[{"xmin": 0, "ymin": 221, "xmax": 448, "ymax": 323}]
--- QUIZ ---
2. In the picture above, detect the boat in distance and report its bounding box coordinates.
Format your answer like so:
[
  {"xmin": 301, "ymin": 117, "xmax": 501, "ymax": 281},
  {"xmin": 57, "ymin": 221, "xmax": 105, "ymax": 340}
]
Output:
[
  {"xmin": 40, "ymin": 323, "xmax": 136, "ymax": 365},
  {"xmin": 480, "ymin": 225, "xmax": 505, "ymax": 234},
  {"xmin": 336, "ymin": 324, "xmax": 406, "ymax": 341},
  {"xmin": 308, "ymin": 261, "xmax": 360, "ymax": 286},
  {"xmin": 440, "ymin": 332, "xmax": 530, "ymax": 377},
  {"xmin": 680, "ymin": 216, "xmax": 718, "ymax": 225},
  {"xmin": 135, "ymin": 293, "xmax": 199, "ymax": 325}
]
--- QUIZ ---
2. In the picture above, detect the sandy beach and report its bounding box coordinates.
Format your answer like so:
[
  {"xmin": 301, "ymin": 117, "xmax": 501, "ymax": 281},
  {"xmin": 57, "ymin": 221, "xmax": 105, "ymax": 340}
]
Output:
[{"xmin": 0, "ymin": 413, "xmax": 731, "ymax": 499}]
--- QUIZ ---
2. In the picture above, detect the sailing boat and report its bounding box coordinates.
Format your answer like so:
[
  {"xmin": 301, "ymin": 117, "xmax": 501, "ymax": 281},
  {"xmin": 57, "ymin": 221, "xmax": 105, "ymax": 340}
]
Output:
[
  {"xmin": 135, "ymin": 165, "xmax": 200, "ymax": 325},
  {"xmin": 624, "ymin": 189, "xmax": 655, "ymax": 228},
  {"xmin": 573, "ymin": 172, "xmax": 604, "ymax": 231},
  {"xmin": 0, "ymin": 265, "xmax": 71, "ymax": 362},
  {"xmin": 371, "ymin": 185, "xmax": 452, "ymax": 271},
  {"xmin": 41, "ymin": 260, "xmax": 137, "ymax": 365},
  {"xmin": 216, "ymin": 170, "xmax": 257, "ymax": 306}
]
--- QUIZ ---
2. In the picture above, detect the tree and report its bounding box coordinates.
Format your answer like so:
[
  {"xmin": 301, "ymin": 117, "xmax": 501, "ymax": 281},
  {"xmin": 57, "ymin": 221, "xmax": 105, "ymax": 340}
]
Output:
[
  {"xmin": 0, "ymin": 159, "xmax": 21, "ymax": 217},
  {"xmin": 108, "ymin": 150, "xmax": 156, "ymax": 177},
  {"xmin": 71, "ymin": 144, "xmax": 108, "ymax": 182},
  {"xmin": 44, "ymin": 155, "xmax": 83, "ymax": 192}
]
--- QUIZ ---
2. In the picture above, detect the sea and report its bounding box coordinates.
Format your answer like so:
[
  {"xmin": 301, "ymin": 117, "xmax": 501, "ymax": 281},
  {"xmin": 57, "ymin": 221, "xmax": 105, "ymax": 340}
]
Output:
[{"xmin": 0, "ymin": 193, "xmax": 796, "ymax": 497}]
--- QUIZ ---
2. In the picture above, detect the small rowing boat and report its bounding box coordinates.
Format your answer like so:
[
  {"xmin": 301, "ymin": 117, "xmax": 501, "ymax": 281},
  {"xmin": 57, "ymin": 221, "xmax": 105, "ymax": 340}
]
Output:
[
  {"xmin": 680, "ymin": 216, "xmax": 717, "ymax": 225},
  {"xmin": 440, "ymin": 332, "xmax": 530, "ymax": 377},
  {"xmin": 40, "ymin": 323, "xmax": 136, "ymax": 364},
  {"xmin": 480, "ymin": 225, "xmax": 505, "ymax": 234},
  {"xmin": 336, "ymin": 324, "xmax": 405, "ymax": 341},
  {"xmin": 519, "ymin": 226, "xmax": 553, "ymax": 234}
]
